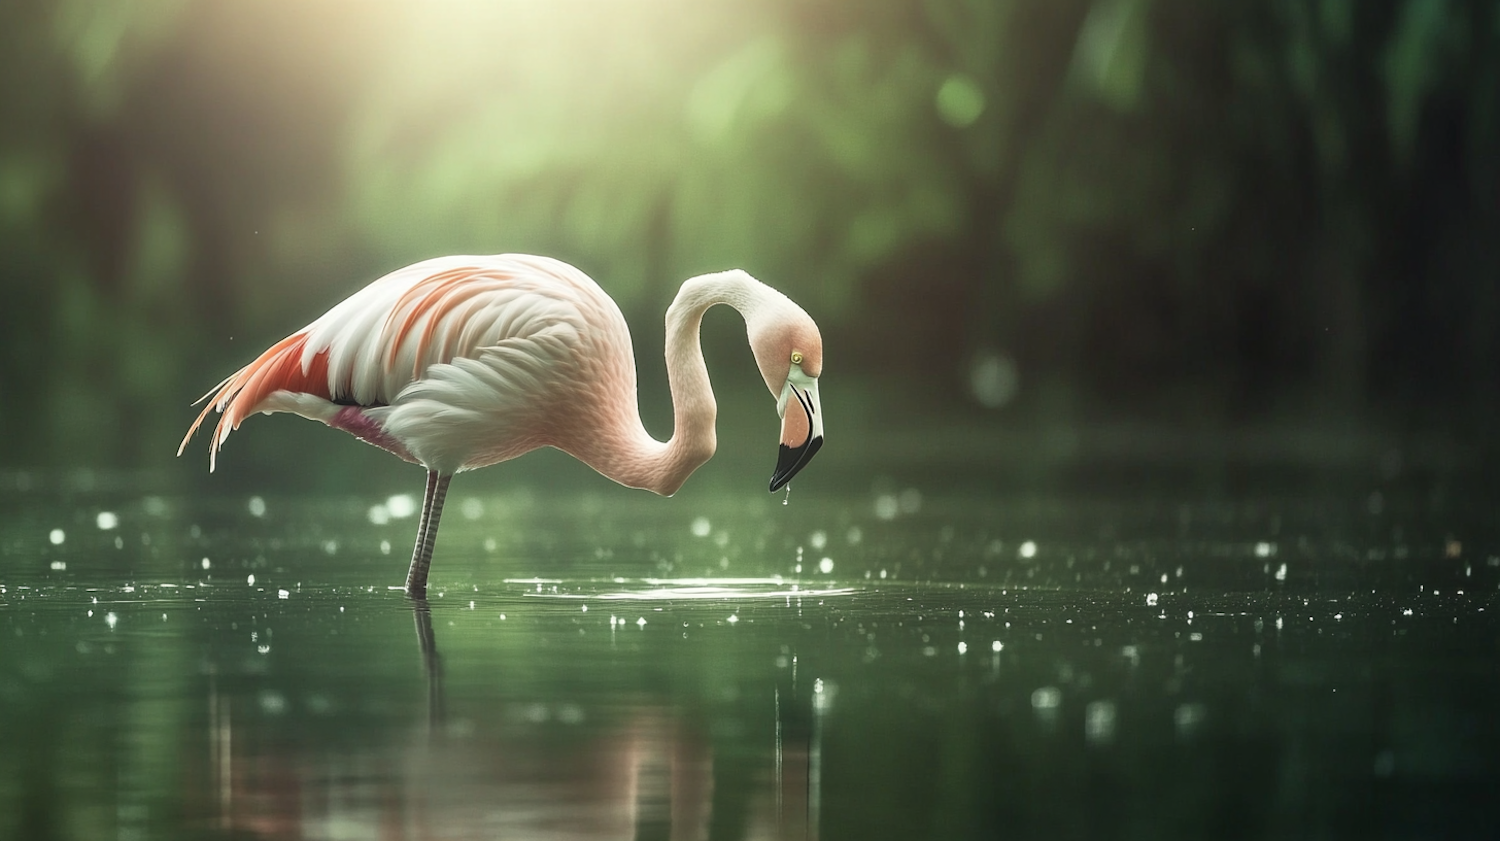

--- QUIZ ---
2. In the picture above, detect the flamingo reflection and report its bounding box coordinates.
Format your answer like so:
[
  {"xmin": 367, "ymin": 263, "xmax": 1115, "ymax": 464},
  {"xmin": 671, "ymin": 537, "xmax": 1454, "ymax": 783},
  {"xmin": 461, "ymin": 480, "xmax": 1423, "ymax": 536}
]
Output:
[{"xmin": 201, "ymin": 601, "xmax": 820, "ymax": 840}]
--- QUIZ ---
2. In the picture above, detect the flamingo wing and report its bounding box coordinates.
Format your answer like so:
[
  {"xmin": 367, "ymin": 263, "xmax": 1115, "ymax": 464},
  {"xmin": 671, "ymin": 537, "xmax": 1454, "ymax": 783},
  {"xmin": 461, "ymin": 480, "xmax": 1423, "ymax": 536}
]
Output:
[{"xmin": 179, "ymin": 255, "xmax": 628, "ymax": 472}]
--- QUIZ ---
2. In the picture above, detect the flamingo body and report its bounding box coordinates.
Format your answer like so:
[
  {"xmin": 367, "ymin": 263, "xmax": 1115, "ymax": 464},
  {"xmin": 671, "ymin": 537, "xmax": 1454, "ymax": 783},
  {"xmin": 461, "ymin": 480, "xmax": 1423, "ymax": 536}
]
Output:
[{"xmin": 180, "ymin": 254, "xmax": 825, "ymax": 595}]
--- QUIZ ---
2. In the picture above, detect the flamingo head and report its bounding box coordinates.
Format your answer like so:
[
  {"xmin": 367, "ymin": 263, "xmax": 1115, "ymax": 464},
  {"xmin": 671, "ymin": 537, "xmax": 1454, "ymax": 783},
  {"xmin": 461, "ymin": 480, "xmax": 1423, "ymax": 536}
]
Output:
[{"xmin": 749, "ymin": 306, "xmax": 824, "ymax": 492}]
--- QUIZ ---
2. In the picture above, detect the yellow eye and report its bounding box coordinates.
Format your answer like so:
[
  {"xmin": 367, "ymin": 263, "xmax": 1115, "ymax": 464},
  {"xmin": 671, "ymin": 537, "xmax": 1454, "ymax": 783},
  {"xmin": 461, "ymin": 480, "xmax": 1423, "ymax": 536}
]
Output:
[{"xmin": 791, "ymin": 351, "xmax": 804, "ymax": 365}]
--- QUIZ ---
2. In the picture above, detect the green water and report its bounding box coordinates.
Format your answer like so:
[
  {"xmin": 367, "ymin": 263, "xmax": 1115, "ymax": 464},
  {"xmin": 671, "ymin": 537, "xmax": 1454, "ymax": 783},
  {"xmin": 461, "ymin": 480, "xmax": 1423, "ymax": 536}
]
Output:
[{"xmin": 2, "ymin": 473, "xmax": 1497, "ymax": 840}]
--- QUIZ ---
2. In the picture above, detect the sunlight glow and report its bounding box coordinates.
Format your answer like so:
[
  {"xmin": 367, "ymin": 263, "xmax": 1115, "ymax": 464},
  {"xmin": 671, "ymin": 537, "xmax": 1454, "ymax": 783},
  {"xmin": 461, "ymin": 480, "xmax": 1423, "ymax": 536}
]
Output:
[{"xmin": 519, "ymin": 577, "xmax": 856, "ymax": 601}]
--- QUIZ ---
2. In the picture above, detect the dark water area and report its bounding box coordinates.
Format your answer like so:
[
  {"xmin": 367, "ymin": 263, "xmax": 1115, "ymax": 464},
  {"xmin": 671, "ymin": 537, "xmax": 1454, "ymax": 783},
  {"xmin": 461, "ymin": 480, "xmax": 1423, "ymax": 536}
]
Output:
[{"xmin": 2, "ymin": 462, "xmax": 1498, "ymax": 840}]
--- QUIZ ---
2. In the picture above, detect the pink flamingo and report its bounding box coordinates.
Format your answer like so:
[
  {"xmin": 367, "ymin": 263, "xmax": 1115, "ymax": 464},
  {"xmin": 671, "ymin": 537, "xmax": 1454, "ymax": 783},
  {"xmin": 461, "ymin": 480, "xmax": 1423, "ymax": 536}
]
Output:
[{"xmin": 179, "ymin": 254, "xmax": 824, "ymax": 596}]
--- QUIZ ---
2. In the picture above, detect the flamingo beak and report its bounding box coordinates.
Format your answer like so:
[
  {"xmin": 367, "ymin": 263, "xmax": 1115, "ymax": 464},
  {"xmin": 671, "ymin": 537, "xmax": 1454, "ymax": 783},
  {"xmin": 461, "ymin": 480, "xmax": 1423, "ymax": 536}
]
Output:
[{"xmin": 770, "ymin": 371, "xmax": 823, "ymax": 492}]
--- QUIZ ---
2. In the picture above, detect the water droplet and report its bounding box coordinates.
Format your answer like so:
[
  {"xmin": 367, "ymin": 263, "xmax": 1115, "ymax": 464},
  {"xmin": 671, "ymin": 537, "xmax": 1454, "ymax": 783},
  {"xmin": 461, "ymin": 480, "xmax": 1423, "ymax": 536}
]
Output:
[
  {"xmin": 48, "ymin": 528, "xmax": 65, "ymax": 545},
  {"xmin": 1019, "ymin": 541, "xmax": 1037, "ymax": 559},
  {"xmin": 247, "ymin": 496, "xmax": 266, "ymax": 517},
  {"xmin": 783, "ymin": 484, "xmax": 792, "ymax": 506},
  {"xmin": 95, "ymin": 511, "xmax": 118, "ymax": 530},
  {"xmin": 818, "ymin": 557, "xmax": 834, "ymax": 574},
  {"xmin": 690, "ymin": 516, "xmax": 711, "ymax": 537},
  {"xmin": 247, "ymin": 574, "xmax": 256, "ymax": 586}
]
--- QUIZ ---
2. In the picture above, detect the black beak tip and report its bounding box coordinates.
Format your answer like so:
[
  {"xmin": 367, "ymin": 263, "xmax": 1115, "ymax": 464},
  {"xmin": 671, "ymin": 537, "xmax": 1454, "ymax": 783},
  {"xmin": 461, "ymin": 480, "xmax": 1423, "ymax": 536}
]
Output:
[{"xmin": 769, "ymin": 436, "xmax": 823, "ymax": 492}]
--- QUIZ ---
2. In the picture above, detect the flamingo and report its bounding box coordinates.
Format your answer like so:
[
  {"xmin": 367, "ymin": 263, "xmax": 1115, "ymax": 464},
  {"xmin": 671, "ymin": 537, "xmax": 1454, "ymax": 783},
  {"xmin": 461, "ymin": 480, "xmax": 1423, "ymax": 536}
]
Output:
[{"xmin": 178, "ymin": 254, "xmax": 824, "ymax": 597}]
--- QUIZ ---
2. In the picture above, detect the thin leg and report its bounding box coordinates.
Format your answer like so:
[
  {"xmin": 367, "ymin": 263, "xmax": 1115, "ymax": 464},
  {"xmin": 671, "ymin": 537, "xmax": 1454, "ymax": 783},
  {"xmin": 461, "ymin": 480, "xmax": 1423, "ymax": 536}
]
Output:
[
  {"xmin": 404, "ymin": 470, "xmax": 452, "ymax": 597},
  {"xmin": 411, "ymin": 600, "xmax": 445, "ymax": 729}
]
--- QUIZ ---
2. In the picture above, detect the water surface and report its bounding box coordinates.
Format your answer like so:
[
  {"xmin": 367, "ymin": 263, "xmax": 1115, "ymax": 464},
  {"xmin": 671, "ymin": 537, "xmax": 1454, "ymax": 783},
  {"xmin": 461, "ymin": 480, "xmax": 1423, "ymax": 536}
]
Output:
[{"xmin": 2, "ymin": 473, "xmax": 1497, "ymax": 839}]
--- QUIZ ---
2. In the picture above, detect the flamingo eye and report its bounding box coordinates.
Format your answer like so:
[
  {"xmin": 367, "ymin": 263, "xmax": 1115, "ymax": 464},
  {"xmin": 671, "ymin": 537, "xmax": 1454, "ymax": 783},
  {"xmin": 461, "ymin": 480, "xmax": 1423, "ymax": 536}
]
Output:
[{"xmin": 790, "ymin": 351, "xmax": 803, "ymax": 365}]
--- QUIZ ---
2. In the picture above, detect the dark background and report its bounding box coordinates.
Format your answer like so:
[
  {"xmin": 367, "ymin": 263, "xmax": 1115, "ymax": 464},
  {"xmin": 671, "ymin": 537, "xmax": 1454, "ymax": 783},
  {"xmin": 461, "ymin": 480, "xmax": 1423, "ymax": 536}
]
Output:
[{"xmin": 1, "ymin": 0, "xmax": 1495, "ymax": 483}]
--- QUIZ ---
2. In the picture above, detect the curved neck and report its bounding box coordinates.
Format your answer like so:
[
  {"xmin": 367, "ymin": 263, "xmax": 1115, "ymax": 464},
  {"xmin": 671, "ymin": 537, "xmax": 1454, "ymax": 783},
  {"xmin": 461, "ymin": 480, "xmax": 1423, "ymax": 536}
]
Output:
[{"xmin": 578, "ymin": 271, "xmax": 765, "ymax": 496}]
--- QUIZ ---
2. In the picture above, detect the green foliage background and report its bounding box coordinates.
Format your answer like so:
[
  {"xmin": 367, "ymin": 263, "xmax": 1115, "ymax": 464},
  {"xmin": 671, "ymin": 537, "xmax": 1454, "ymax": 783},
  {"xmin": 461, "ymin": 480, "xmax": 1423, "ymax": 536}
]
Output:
[{"xmin": 1, "ymin": 0, "xmax": 1496, "ymax": 473}]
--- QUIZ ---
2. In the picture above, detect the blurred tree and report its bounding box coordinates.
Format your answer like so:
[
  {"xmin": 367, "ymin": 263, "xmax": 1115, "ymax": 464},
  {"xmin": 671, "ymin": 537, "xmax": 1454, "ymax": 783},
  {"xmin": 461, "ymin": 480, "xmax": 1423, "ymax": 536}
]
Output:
[{"xmin": 1, "ymin": 0, "xmax": 1498, "ymax": 468}]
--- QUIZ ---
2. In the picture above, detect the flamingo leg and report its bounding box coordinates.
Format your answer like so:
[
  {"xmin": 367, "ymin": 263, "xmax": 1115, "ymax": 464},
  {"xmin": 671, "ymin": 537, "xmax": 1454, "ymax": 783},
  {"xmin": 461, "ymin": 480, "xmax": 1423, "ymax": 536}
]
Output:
[
  {"xmin": 404, "ymin": 470, "xmax": 452, "ymax": 597},
  {"xmin": 410, "ymin": 601, "xmax": 446, "ymax": 729}
]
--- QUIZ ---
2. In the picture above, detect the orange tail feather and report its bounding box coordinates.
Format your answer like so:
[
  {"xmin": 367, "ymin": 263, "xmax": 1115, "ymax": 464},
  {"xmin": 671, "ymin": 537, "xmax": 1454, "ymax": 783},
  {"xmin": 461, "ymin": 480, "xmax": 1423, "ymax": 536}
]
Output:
[{"xmin": 177, "ymin": 333, "xmax": 332, "ymax": 471}]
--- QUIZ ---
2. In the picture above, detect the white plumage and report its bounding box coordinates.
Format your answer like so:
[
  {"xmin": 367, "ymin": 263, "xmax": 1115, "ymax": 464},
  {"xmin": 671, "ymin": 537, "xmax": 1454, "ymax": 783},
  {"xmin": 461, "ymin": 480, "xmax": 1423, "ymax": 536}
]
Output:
[{"xmin": 181, "ymin": 253, "xmax": 825, "ymax": 595}]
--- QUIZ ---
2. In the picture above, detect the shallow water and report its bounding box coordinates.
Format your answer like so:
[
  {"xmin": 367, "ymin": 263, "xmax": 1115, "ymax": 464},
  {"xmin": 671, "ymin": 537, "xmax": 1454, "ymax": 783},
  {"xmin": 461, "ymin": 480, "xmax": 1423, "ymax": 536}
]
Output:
[{"xmin": 2, "ymin": 475, "xmax": 1498, "ymax": 840}]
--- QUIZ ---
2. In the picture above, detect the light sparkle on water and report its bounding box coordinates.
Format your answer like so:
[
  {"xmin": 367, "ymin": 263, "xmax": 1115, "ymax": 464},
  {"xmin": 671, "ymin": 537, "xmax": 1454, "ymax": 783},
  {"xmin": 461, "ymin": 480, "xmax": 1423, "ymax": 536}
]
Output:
[
  {"xmin": 1086, "ymin": 701, "xmax": 1117, "ymax": 745},
  {"xmin": 1031, "ymin": 687, "xmax": 1061, "ymax": 710}
]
